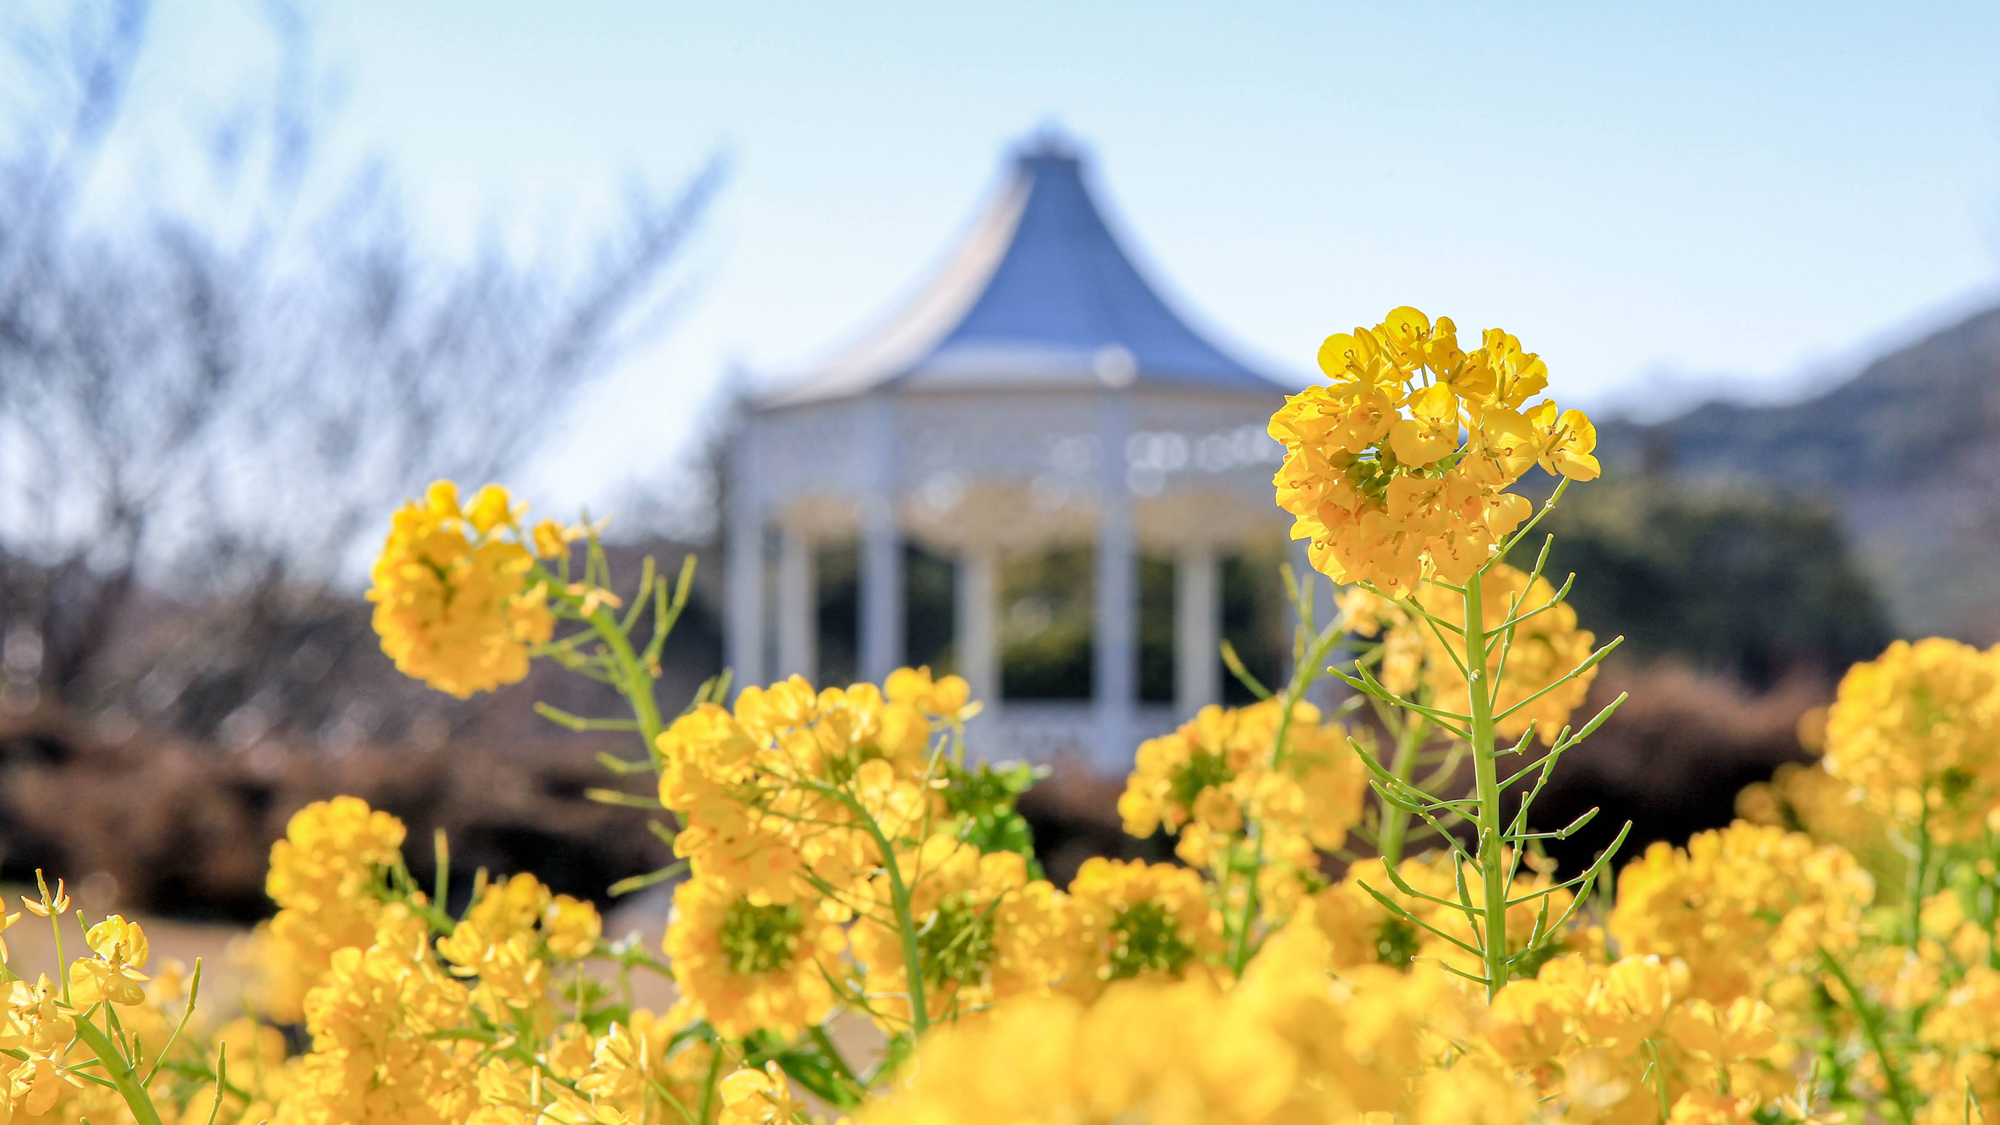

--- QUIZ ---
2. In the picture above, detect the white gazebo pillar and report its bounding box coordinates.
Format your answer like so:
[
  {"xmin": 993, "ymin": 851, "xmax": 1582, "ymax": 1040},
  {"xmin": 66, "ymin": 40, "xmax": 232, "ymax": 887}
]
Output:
[
  {"xmin": 956, "ymin": 545, "xmax": 1000, "ymax": 711},
  {"xmin": 859, "ymin": 399, "xmax": 905, "ymax": 683},
  {"xmin": 859, "ymin": 496, "xmax": 904, "ymax": 683},
  {"xmin": 776, "ymin": 526, "xmax": 816, "ymax": 682},
  {"xmin": 1094, "ymin": 397, "xmax": 1136, "ymax": 772},
  {"xmin": 1174, "ymin": 543, "xmax": 1221, "ymax": 715},
  {"xmin": 724, "ymin": 442, "xmax": 766, "ymax": 694}
]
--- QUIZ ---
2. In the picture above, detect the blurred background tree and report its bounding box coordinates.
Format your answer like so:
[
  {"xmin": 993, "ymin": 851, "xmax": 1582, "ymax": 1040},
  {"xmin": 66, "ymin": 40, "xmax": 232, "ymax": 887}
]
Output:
[
  {"xmin": 1534, "ymin": 480, "xmax": 1891, "ymax": 689},
  {"xmin": 0, "ymin": 0, "xmax": 721, "ymax": 745}
]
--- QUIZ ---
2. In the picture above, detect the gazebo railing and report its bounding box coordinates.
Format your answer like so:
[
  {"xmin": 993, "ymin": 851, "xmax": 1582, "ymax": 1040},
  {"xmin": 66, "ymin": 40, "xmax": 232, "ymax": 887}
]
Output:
[{"xmin": 962, "ymin": 700, "xmax": 1181, "ymax": 773}]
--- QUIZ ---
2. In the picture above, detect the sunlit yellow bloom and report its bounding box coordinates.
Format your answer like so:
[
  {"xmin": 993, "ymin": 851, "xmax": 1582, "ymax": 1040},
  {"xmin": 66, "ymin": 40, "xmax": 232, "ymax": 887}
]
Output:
[
  {"xmin": 1274, "ymin": 308, "xmax": 1592, "ymax": 594},
  {"xmin": 1610, "ymin": 822, "xmax": 1872, "ymax": 1016},
  {"xmin": 662, "ymin": 874, "xmax": 843, "ymax": 1039},
  {"xmin": 1118, "ymin": 699, "xmax": 1363, "ymax": 921},
  {"xmin": 1388, "ymin": 384, "xmax": 1461, "ymax": 467},
  {"xmin": 863, "ymin": 909, "xmax": 1510, "ymax": 1125},
  {"xmin": 850, "ymin": 836, "xmax": 1073, "ymax": 1028},
  {"xmin": 253, "ymin": 796, "xmax": 409, "ymax": 1022},
  {"xmin": 1066, "ymin": 858, "xmax": 1224, "ymax": 991},
  {"xmin": 574, "ymin": 1013, "xmax": 735, "ymax": 1123},
  {"xmin": 1525, "ymin": 400, "xmax": 1601, "ymax": 481},
  {"xmin": 1821, "ymin": 637, "xmax": 2000, "ymax": 842},
  {"xmin": 67, "ymin": 914, "xmax": 152, "ymax": 1006},
  {"xmin": 656, "ymin": 668, "xmax": 966, "ymax": 917},
  {"xmin": 281, "ymin": 905, "xmax": 481, "ymax": 1125},
  {"xmin": 717, "ymin": 1062, "xmax": 800, "ymax": 1125},
  {"xmin": 0, "ymin": 975, "xmax": 81, "ymax": 1116},
  {"xmin": 543, "ymin": 895, "xmax": 602, "ymax": 959},
  {"xmin": 884, "ymin": 665, "xmax": 972, "ymax": 718},
  {"xmin": 1737, "ymin": 759, "xmax": 1902, "ymax": 896},
  {"xmin": 22, "ymin": 872, "xmax": 69, "ymax": 919},
  {"xmin": 368, "ymin": 479, "xmax": 555, "ymax": 697}
]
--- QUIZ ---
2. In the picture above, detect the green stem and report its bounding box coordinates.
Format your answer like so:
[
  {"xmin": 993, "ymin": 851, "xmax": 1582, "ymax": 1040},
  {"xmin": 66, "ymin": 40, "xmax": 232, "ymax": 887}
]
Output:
[
  {"xmin": 696, "ymin": 1029, "xmax": 726, "ymax": 1125},
  {"xmin": 1226, "ymin": 617, "xmax": 1345, "ymax": 974},
  {"xmin": 1985, "ymin": 828, "xmax": 1999, "ymax": 971},
  {"xmin": 1225, "ymin": 834, "xmax": 1266, "ymax": 976},
  {"xmin": 71, "ymin": 1015, "xmax": 165, "ymax": 1125},
  {"xmin": 808, "ymin": 779, "xmax": 931, "ymax": 1037},
  {"xmin": 1907, "ymin": 799, "xmax": 1932, "ymax": 948},
  {"xmin": 807, "ymin": 1024, "xmax": 866, "ymax": 1104},
  {"xmin": 592, "ymin": 606, "xmax": 667, "ymax": 766},
  {"xmin": 1820, "ymin": 948, "xmax": 1916, "ymax": 1125},
  {"xmin": 1807, "ymin": 980, "xmax": 1854, "ymax": 1106},
  {"xmin": 1376, "ymin": 716, "xmax": 1429, "ymax": 868},
  {"xmin": 1462, "ymin": 572, "xmax": 1509, "ymax": 1000},
  {"xmin": 881, "ymin": 847, "xmax": 930, "ymax": 1037}
]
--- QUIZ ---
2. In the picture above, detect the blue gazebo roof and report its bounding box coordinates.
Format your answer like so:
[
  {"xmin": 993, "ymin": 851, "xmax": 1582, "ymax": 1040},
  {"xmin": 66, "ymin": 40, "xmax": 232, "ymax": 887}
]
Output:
[{"xmin": 764, "ymin": 134, "xmax": 1286, "ymax": 406}]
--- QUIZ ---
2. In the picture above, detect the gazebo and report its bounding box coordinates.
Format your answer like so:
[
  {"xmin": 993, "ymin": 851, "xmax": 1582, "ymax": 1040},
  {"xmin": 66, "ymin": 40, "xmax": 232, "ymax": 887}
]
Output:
[{"xmin": 725, "ymin": 133, "xmax": 1298, "ymax": 772}]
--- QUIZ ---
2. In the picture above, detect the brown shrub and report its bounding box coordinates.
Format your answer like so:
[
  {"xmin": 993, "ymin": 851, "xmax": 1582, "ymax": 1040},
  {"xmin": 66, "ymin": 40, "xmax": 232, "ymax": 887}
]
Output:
[
  {"xmin": 1513, "ymin": 658, "xmax": 1823, "ymax": 875},
  {"xmin": 0, "ymin": 706, "xmax": 669, "ymax": 921}
]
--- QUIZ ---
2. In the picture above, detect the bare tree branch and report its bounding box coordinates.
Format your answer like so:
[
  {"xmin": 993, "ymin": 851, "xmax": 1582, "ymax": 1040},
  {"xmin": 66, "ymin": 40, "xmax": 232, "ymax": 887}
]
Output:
[{"xmin": 0, "ymin": 0, "xmax": 720, "ymax": 738}]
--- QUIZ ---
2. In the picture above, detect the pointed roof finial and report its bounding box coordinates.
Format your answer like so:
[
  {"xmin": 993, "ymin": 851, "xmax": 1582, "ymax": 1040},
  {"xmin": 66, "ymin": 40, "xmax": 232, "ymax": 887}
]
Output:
[
  {"xmin": 1019, "ymin": 118, "xmax": 1082, "ymax": 163},
  {"xmin": 763, "ymin": 130, "xmax": 1281, "ymax": 406}
]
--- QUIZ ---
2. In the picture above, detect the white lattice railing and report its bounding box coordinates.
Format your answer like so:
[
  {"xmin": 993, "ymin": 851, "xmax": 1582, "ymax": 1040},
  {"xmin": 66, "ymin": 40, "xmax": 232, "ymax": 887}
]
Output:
[{"xmin": 961, "ymin": 701, "xmax": 1181, "ymax": 775}]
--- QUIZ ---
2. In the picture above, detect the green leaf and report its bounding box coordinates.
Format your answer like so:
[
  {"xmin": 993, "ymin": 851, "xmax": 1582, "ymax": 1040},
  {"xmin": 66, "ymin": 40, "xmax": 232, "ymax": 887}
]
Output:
[{"xmin": 941, "ymin": 759, "xmax": 1049, "ymax": 878}]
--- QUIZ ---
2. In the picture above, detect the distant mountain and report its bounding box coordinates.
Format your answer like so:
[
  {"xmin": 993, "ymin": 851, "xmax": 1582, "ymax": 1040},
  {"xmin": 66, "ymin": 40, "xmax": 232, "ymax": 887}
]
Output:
[{"xmin": 1597, "ymin": 306, "xmax": 2000, "ymax": 642}]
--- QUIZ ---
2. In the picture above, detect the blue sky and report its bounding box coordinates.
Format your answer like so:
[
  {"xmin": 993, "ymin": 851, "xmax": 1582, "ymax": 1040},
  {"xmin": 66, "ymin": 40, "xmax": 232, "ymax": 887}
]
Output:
[{"xmin": 111, "ymin": 2, "xmax": 2000, "ymax": 510}]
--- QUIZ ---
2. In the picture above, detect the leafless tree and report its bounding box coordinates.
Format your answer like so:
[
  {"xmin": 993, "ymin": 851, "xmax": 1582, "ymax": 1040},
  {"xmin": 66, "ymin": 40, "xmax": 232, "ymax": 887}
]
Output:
[{"xmin": 0, "ymin": 0, "xmax": 721, "ymax": 741}]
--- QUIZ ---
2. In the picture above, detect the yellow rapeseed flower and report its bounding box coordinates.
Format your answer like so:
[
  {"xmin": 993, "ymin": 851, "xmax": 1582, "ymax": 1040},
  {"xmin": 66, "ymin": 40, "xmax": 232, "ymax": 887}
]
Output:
[
  {"xmin": 543, "ymin": 895, "xmax": 603, "ymax": 960},
  {"xmin": 282, "ymin": 906, "xmax": 482, "ymax": 1125},
  {"xmin": 656, "ymin": 669, "xmax": 967, "ymax": 913},
  {"xmin": 661, "ymin": 874, "xmax": 843, "ymax": 1039},
  {"xmin": 1610, "ymin": 822, "xmax": 1873, "ymax": 1017},
  {"xmin": 1117, "ymin": 699, "xmax": 1364, "ymax": 920},
  {"xmin": 1066, "ymin": 858, "xmax": 1224, "ymax": 992},
  {"xmin": 1821, "ymin": 637, "xmax": 2000, "ymax": 842},
  {"xmin": 66, "ymin": 914, "xmax": 151, "ymax": 1007},
  {"xmin": 368, "ymin": 480, "xmax": 554, "ymax": 698},
  {"xmin": 716, "ymin": 1062, "xmax": 800, "ymax": 1125},
  {"xmin": 253, "ymin": 796, "xmax": 409, "ymax": 1022},
  {"xmin": 1272, "ymin": 307, "xmax": 1596, "ymax": 595},
  {"xmin": 848, "ymin": 836, "xmax": 1073, "ymax": 1029},
  {"xmin": 861, "ymin": 909, "xmax": 1517, "ymax": 1125}
]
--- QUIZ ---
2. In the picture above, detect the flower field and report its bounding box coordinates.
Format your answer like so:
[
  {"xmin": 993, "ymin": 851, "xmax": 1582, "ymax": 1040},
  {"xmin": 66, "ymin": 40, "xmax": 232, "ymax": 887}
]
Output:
[{"xmin": 5, "ymin": 307, "xmax": 1996, "ymax": 1124}]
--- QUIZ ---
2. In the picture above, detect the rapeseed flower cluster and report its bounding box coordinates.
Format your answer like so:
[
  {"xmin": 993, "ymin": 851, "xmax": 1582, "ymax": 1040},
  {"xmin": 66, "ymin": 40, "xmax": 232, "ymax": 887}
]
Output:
[
  {"xmin": 1736, "ymin": 758, "xmax": 1902, "ymax": 893},
  {"xmin": 1626, "ymin": 636, "xmax": 2000, "ymax": 1123},
  {"xmin": 1271, "ymin": 307, "xmax": 1598, "ymax": 595},
  {"xmin": 0, "ymin": 874, "xmax": 294, "ymax": 1125},
  {"xmin": 255, "ymin": 794, "xmax": 409, "ymax": 1021},
  {"xmin": 860, "ymin": 912, "xmax": 1790, "ymax": 1125},
  {"xmin": 367, "ymin": 482, "xmax": 557, "ymax": 697},
  {"xmin": 1118, "ymin": 698, "xmax": 1366, "ymax": 916},
  {"xmin": 1820, "ymin": 637, "xmax": 2000, "ymax": 842},
  {"xmin": 1609, "ymin": 823, "xmax": 1872, "ymax": 1018},
  {"xmin": 243, "ymin": 800, "xmax": 729, "ymax": 1125},
  {"xmin": 653, "ymin": 668, "xmax": 1257, "ymax": 1038}
]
